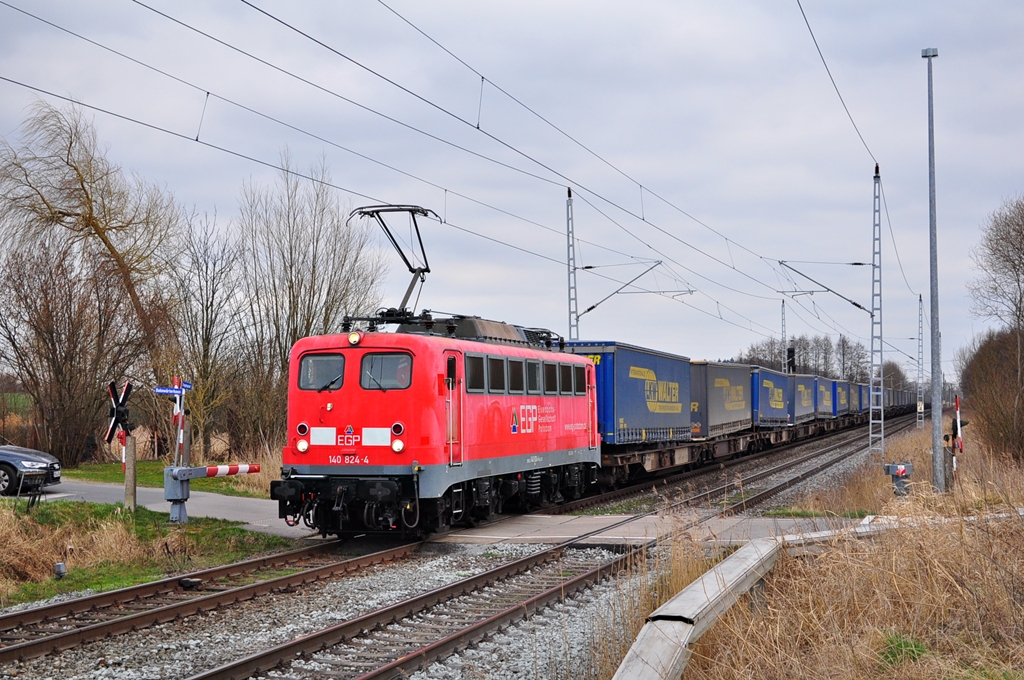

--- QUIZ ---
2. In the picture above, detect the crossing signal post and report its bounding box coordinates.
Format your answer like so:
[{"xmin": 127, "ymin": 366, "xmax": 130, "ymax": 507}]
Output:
[
  {"xmin": 104, "ymin": 380, "xmax": 136, "ymax": 511},
  {"xmin": 156, "ymin": 376, "xmax": 260, "ymax": 523}
]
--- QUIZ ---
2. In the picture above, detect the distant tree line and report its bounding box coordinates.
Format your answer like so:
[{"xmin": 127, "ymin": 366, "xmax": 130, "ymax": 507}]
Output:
[
  {"xmin": 0, "ymin": 102, "xmax": 385, "ymax": 466},
  {"xmin": 734, "ymin": 333, "xmax": 909, "ymax": 389}
]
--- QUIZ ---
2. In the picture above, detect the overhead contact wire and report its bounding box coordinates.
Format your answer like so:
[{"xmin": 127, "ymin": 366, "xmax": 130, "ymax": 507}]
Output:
[
  {"xmin": 236, "ymin": 0, "xmax": 790, "ymax": 300},
  {"xmin": 0, "ymin": 0, "xmax": 650, "ymax": 268}
]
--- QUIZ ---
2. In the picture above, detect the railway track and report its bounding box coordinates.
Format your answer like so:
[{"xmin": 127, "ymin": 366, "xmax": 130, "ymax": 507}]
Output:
[
  {"xmin": 0, "ymin": 541, "xmax": 421, "ymax": 665},
  {"xmin": 0, "ymin": 416, "xmax": 917, "ymax": 673},
  {"xmin": 185, "ymin": 417, "xmax": 918, "ymax": 680},
  {"xmin": 556, "ymin": 413, "xmax": 919, "ymax": 516}
]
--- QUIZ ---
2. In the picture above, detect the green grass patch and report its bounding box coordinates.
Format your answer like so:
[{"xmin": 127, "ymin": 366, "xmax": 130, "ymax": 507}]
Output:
[
  {"xmin": 1, "ymin": 500, "xmax": 297, "ymax": 606},
  {"xmin": 763, "ymin": 506, "xmax": 870, "ymax": 519},
  {"xmin": 1, "ymin": 392, "xmax": 33, "ymax": 415},
  {"xmin": 879, "ymin": 632, "xmax": 928, "ymax": 666},
  {"xmin": 63, "ymin": 461, "xmax": 266, "ymax": 498},
  {"xmin": 578, "ymin": 496, "xmax": 658, "ymax": 515}
]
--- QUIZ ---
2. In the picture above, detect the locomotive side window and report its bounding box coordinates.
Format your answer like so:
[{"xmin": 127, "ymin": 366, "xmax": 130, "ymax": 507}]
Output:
[
  {"xmin": 466, "ymin": 355, "xmax": 485, "ymax": 392},
  {"xmin": 508, "ymin": 359, "xmax": 525, "ymax": 394},
  {"xmin": 487, "ymin": 357, "xmax": 506, "ymax": 393},
  {"xmin": 360, "ymin": 353, "xmax": 413, "ymax": 390},
  {"xmin": 559, "ymin": 364, "xmax": 573, "ymax": 395},
  {"xmin": 574, "ymin": 365, "xmax": 586, "ymax": 395},
  {"xmin": 526, "ymin": 361, "xmax": 541, "ymax": 394},
  {"xmin": 543, "ymin": 362, "xmax": 559, "ymax": 395},
  {"xmin": 298, "ymin": 353, "xmax": 345, "ymax": 391}
]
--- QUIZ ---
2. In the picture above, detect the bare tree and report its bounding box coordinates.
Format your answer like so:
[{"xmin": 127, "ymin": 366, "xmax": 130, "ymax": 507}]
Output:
[
  {"xmin": 0, "ymin": 240, "xmax": 146, "ymax": 465},
  {"xmin": 170, "ymin": 213, "xmax": 238, "ymax": 462},
  {"xmin": 229, "ymin": 155, "xmax": 386, "ymax": 454},
  {"xmin": 0, "ymin": 101, "xmax": 178, "ymax": 378},
  {"xmin": 882, "ymin": 361, "xmax": 908, "ymax": 390},
  {"xmin": 968, "ymin": 195, "xmax": 1024, "ymax": 435}
]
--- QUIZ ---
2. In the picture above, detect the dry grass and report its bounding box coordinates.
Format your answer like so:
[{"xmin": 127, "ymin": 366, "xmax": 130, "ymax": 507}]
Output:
[
  {"xmin": 685, "ymin": 517, "xmax": 1024, "ymax": 679},
  {"xmin": 681, "ymin": 415, "xmax": 1024, "ymax": 679},
  {"xmin": 0, "ymin": 503, "xmax": 146, "ymax": 599},
  {"xmin": 223, "ymin": 447, "xmax": 282, "ymax": 496},
  {"xmin": 584, "ymin": 530, "xmax": 719, "ymax": 678},
  {"xmin": 795, "ymin": 411, "xmax": 1024, "ymax": 519}
]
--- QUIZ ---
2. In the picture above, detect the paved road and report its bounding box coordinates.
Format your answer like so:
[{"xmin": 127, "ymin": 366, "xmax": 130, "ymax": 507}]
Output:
[{"xmin": 25, "ymin": 480, "xmax": 315, "ymax": 539}]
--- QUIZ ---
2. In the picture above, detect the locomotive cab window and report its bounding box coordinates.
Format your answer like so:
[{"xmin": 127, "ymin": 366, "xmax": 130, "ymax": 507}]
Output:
[
  {"xmin": 299, "ymin": 353, "xmax": 345, "ymax": 391},
  {"xmin": 574, "ymin": 365, "xmax": 586, "ymax": 395},
  {"xmin": 559, "ymin": 364, "xmax": 573, "ymax": 395},
  {"xmin": 543, "ymin": 362, "xmax": 559, "ymax": 395},
  {"xmin": 360, "ymin": 353, "xmax": 413, "ymax": 391},
  {"xmin": 508, "ymin": 359, "xmax": 525, "ymax": 394},
  {"xmin": 487, "ymin": 357, "xmax": 506, "ymax": 393},
  {"xmin": 466, "ymin": 355, "xmax": 485, "ymax": 392},
  {"xmin": 526, "ymin": 361, "xmax": 541, "ymax": 394}
]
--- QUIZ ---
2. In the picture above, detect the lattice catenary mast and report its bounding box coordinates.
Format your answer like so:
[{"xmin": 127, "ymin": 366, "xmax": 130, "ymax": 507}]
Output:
[
  {"xmin": 869, "ymin": 164, "xmax": 885, "ymax": 461},
  {"xmin": 567, "ymin": 188, "xmax": 579, "ymax": 341}
]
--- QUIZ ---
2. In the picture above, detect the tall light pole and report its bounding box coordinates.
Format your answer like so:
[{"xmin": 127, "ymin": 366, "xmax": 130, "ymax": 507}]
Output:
[{"xmin": 923, "ymin": 47, "xmax": 944, "ymax": 492}]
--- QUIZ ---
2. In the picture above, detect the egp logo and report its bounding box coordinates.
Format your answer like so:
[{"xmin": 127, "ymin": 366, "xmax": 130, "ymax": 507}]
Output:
[
  {"xmin": 519, "ymin": 405, "xmax": 538, "ymax": 433},
  {"xmin": 337, "ymin": 433, "xmax": 361, "ymax": 446}
]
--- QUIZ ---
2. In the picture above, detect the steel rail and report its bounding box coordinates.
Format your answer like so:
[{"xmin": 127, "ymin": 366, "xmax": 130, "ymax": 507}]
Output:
[
  {"xmin": 550, "ymin": 419, "xmax": 878, "ymax": 515},
  {"xmin": 0, "ymin": 542, "xmax": 422, "ymax": 664},
  {"xmin": 187, "ymin": 543, "xmax": 607, "ymax": 680},
  {"xmin": 719, "ymin": 416, "xmax": 918, "ymax": 515},
  {"xmin": 0, "ymin": 541, "xmax": 338, "ymax": 633},
  {"xmin": 352, "ymin": 550, "xmax": 635, "ymax": 680},
  {"xmin": 184, "ymin": 415, "xmax": 919, "ymax": 680}
]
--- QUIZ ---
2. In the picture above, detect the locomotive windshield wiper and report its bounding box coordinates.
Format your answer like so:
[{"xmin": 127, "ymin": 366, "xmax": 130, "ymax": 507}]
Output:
[
  {"xmin": 364, "ymin": 371, "xmax": 387, "ymax": 392},
  {"xmin": 317, "ymin": 373, "xmax": 345, "ymax": 393}
]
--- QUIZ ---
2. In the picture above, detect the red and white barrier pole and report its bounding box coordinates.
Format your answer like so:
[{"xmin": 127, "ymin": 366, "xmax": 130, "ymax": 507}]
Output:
[{"xmin": 202, "ymin": 464, "xmax": 261, "ymax": 477}]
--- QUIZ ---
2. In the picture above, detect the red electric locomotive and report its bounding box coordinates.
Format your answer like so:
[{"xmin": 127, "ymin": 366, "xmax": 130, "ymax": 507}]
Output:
[{"xmin": 270, "ymin": 315, "xmax": 600, "ymax": 536}]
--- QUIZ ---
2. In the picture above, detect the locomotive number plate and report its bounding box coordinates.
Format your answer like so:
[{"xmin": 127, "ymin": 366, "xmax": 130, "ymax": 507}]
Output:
[{"xmin": 329, "ymin": 455, "xmax": 371, "ymax": 464}]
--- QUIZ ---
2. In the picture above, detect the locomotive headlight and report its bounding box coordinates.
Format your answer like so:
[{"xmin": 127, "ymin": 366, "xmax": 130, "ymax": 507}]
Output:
[
  {"xmin": 391, "ymin": 439, "xmax": 405, "ymax": 453},
  {"xmin": 348, "ymin": 331, "xmax": 362, "ymax": 345},
  {"xmin": 296, "ymin": 439, "xmax": 309, "ymax": 453}
]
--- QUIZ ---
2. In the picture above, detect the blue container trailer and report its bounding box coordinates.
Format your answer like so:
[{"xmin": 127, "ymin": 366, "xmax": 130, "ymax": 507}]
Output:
[
  {"xmin": 751, "ymin": 366, "xmax": 790, "ymax": 427},
  {"xmin": 565, "ymin": 341, "xmax": 691, "ymax": 446},
  {"xmin": 833, "ymin": 381, "xmax": 851, "ymax": 417},
  {"xmin": 815, "ymin": 377, "xmax": 835, "ymax": 419},
  {"xmin": 691, "ymin": 361, "xmax": 752, "ymax": 439},
  {"xmin": 790, "ymin": 374, "xmax": 816, "ymax": 424}
]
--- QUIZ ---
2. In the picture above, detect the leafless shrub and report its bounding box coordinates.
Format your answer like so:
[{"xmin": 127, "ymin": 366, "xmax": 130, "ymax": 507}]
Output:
[
  {"xmin": 0, "ymin": 242, "xmax": 146, "ymax": 465},
  {"xmin": 226, "ymin": 154, "xmax": 386, "ymax": 456}
]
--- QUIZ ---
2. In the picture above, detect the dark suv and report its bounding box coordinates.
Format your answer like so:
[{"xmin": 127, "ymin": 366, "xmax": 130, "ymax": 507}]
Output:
[{"xmin": 0, "ymin": 445, "xmax": 62, "ymax": 496}]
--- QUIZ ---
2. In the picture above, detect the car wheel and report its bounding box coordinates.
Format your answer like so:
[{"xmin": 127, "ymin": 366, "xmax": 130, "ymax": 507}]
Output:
[{"xmin": 0, "ymin": 463, "xmax": 17, "ymax": 496}]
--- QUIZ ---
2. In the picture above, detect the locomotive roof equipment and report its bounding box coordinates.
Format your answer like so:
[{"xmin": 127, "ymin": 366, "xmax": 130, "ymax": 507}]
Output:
[{"xmin": 348, "ymin": 204, "xmax": 438, "ymax": 314}]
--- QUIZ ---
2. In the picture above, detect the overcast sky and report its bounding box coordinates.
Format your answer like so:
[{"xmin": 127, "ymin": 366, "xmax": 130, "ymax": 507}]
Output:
[{"xmin": 2, "ymin": 1, "xmax": 1021, "ymax": 382}]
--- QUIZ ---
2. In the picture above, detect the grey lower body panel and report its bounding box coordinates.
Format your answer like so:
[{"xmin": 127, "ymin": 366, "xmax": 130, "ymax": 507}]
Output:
[{"xmin": 290, "ymin": 446, "xmax": 601, "ymax": 499}]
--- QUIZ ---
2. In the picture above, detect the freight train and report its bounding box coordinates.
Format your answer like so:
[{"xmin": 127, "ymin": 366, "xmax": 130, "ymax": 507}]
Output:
[{"xmin": 270, "ymin": 313, "xmax": 919, "ymax": 537}]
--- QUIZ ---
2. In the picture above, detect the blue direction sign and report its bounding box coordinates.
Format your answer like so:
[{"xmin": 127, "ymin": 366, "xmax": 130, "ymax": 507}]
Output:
[
  {"xmin": 181, "ymin": 381, "xmax": 193, "ymax": 391},
  {"xmin": 154, "ymin": 386, "xmax": 183, "ymax": 396}
]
